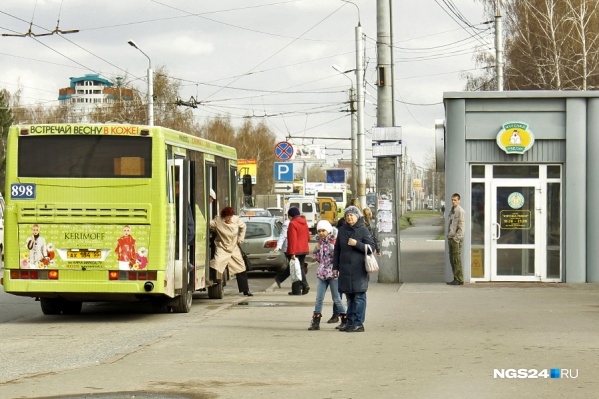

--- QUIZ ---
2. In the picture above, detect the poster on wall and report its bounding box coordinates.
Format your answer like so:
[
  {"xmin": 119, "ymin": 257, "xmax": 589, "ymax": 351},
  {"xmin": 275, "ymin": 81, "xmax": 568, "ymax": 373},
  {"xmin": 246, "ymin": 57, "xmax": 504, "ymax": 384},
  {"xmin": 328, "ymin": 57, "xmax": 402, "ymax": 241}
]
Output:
[{"xmin": 238, "ymin": 159, "xmax": 257, "ymax": 184}]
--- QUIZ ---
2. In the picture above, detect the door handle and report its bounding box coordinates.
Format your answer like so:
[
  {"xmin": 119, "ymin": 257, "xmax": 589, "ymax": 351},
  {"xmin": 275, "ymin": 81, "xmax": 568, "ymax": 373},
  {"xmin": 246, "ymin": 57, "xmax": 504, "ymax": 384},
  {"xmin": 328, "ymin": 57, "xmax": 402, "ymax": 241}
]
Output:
[{"xmin": 492, "ymin": 222, "xmax": 501, "ymax": 240}]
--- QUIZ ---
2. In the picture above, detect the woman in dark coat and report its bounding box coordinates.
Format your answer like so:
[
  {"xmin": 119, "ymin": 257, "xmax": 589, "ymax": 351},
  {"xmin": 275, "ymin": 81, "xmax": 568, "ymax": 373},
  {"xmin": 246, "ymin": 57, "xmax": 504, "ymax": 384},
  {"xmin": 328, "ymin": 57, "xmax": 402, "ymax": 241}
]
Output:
[{"xmin": 333, "ymin": 206, "xmax": 375, "ymax": 333}]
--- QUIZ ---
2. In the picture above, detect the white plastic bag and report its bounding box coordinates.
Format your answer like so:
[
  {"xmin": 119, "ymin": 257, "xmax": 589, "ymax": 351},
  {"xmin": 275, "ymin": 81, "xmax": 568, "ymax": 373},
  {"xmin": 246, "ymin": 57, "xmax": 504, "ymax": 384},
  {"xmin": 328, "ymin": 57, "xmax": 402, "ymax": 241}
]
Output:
[
  {"xmin": 289, "ymin": 257, "xmax": 302, "ymax": 282},
  {"xmin": 364, "ymin": 244, "xmax": 379, "ymax": 273}
]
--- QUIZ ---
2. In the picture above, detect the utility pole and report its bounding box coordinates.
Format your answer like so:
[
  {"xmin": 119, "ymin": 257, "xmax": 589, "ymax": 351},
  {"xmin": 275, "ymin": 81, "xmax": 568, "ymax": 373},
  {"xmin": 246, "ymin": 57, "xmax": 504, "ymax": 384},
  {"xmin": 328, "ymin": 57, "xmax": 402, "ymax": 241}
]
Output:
[
  {"xmin": 350, "ymin": 86, "xmax": 358, "ymax": 195},
  {"xmin": 355, "ymin": 23, "xmax": 367, "ymax": 208},
  {"xmin": 375, "ymin": 0, "xmax": 401, "ymax": 283},
  {"xmin": 495, "ymin": 6, "xmax": 503, "ymax": 91},
  {"xmin": 333, "ymin": 65, "xmax": 358, "ymax": 195}
]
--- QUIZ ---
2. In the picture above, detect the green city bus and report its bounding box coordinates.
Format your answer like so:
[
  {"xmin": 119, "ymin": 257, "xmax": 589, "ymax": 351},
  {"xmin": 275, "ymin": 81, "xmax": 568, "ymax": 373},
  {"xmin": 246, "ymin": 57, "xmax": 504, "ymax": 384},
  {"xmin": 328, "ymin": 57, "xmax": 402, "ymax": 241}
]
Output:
[{"xmin": 1, "ymin": 123, "xmax": 238, "ymax": 315}]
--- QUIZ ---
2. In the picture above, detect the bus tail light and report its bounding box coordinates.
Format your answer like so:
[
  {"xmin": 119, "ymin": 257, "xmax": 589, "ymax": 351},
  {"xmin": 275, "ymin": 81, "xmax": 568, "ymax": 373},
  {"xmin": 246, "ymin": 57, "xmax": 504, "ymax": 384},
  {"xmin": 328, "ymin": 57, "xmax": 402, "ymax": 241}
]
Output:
[
  {"xmin": 108, "ymin": 271, "xmax": 157, "ymax": 281},
  {"xmin": 10, "ymin": 269, "xmax": 59, "ymax": 280}
]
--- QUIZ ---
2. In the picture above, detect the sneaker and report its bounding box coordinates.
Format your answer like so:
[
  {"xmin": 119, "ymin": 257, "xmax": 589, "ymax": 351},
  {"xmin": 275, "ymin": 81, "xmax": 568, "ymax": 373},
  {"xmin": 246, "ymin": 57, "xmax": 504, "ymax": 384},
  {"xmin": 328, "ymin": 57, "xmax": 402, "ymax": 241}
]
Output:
[{"xmin": 346, "ymin": 325, "xmax": 365, "ymax": 333}]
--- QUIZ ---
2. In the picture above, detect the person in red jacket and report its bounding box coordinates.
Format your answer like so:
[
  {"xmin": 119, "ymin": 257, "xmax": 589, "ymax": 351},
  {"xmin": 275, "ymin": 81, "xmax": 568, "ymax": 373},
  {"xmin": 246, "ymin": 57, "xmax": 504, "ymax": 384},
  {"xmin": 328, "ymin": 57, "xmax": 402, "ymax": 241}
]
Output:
[{"xmin": 286, "ymin": 207, "xmax": 311, "ymax": 295}]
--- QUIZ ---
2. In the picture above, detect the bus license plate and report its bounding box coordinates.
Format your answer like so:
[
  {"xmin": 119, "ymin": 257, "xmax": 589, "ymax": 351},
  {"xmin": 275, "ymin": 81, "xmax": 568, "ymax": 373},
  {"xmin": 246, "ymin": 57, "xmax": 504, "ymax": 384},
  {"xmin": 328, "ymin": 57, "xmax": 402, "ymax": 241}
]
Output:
[{"xmin": 67, "ymin": 250, "xmax": 101, "ymax": 259}]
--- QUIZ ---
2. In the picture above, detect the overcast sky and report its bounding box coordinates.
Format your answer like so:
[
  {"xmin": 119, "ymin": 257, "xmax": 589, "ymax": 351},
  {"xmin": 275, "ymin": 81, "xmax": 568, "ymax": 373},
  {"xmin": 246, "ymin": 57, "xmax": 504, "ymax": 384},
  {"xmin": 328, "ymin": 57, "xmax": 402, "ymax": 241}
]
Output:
[{"xmin": 0, "ymin": 0, "xmax": 491, "ymax": 169}]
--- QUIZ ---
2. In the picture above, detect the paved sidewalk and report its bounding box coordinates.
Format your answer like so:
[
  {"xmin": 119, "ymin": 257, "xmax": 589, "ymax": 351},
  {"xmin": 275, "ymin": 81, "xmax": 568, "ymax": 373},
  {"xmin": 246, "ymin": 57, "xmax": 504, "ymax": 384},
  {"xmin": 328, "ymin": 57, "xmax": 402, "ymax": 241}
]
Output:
[{"xmin": 1, "ymin": 216, "xmax": 598, "ymax": 399}]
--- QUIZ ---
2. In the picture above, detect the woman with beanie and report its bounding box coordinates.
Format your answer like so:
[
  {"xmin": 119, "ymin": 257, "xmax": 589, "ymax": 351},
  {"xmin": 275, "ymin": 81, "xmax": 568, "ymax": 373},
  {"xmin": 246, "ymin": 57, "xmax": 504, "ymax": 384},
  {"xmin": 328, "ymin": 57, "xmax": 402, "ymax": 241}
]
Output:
[
  {"xmin": 210, "ymin": 206, "xmax": 253, "ymax": 296},
  {"xmin": 333, "ymin": 205, "xmax": 375, "ymax": 332},
  {"xmin": 308, "ymin": 220, "xmax": 347, "ymax": 330}
]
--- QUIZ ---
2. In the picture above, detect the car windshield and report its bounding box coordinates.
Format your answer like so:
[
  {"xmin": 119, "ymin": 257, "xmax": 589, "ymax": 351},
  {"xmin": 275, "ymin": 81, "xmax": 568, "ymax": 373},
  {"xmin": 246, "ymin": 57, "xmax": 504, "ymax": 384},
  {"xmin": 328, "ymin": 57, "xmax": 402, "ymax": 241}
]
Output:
[
  {"xmin": 245, "ymin": 222, "xmax": 272, "ymax": 238},
  {"xmin": 268, "ymin": 209, "xmax": 283, "ymax": 217}
]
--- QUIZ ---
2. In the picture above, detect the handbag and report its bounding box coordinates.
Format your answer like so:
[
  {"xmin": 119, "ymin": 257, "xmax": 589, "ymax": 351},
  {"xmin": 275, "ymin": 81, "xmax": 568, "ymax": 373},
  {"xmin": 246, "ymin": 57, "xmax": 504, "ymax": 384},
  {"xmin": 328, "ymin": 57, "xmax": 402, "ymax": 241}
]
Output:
[
  {"xmin": 238, "ymin": 245, "xmax": 252, "ymax": 272},
  {"xmin": 364, "ymin": 244, "xmax": 379, "ymax": 273},
  {"xmin": 289, "ymin": 257, "xmax": 302, "ymax": 282}
]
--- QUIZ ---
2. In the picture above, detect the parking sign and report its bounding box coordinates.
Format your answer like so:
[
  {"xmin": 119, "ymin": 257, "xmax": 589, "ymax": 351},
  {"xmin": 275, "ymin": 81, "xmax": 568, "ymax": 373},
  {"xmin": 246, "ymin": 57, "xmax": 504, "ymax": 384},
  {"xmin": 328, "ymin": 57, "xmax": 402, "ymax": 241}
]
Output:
[{"xmin": 274, "ymin": 162, "xmax": 293, "ymax": 182}]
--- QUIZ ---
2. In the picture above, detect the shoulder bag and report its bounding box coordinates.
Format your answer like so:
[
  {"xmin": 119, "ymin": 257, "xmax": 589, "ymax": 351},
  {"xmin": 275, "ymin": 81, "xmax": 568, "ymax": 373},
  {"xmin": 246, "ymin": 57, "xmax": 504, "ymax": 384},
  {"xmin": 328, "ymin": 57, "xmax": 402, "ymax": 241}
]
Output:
[
  {"xmin": 364, "ymin": 244, "xmax": 379, "ymax": 273},
  {"xmin": 238, "ymin": 245, "xmax": 252, "ymax": 272}
]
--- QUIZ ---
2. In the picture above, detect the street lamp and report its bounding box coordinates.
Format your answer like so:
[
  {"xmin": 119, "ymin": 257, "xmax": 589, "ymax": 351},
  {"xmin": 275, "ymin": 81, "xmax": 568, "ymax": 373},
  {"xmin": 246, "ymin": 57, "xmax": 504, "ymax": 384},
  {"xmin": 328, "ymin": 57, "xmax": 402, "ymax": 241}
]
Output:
[
  {"xmin": 332, "ymin": 65, "xmax": 357, "ymax": 195},
  {"xmin": 127, "ymin": 40, "xmax": 153, "ymax": 126}
]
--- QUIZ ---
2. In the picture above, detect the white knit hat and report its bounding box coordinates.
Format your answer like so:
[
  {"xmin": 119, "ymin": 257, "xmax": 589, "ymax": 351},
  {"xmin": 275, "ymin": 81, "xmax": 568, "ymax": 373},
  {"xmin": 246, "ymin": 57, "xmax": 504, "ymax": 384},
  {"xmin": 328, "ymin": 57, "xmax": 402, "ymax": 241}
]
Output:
[{"xmin": 316, "ymin": 220, "xmax": 333, "ymax": 233}]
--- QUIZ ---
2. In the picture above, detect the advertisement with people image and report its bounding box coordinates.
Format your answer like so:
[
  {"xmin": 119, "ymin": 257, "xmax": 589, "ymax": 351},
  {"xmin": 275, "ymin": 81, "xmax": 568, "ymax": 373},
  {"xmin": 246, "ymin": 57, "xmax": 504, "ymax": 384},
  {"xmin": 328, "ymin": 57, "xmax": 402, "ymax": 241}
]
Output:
[{"xmin": 19, "ymin": 224, "xmax": 150, "ymax": 270}]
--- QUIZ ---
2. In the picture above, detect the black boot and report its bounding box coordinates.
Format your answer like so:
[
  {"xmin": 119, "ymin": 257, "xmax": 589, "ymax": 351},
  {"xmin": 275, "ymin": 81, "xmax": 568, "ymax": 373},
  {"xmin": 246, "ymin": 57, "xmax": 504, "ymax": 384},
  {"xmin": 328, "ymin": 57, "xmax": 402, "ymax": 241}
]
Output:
[
  {"xmin": 288, "ymin": 281, "xmax": 303, "ymax": 295},
  {"xmin": 337, "ymin": 314, "xmax": 348, "ymax": 331},
  {"xmin": 327, "ymin": 314, "xmax": 339, "ymax": 324},
  {"xmin": 308, "ymin": 313, "xmax": 322, "ymax": 330}
]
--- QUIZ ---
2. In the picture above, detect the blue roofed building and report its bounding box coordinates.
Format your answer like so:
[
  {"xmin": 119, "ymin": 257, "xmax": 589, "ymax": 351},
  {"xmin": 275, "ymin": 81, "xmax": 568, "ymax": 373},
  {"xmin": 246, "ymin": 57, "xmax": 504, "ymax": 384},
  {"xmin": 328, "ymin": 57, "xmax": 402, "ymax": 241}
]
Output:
[{"xmin": 58, "ymin": 74, "xmax": 133, "ymax": 122}]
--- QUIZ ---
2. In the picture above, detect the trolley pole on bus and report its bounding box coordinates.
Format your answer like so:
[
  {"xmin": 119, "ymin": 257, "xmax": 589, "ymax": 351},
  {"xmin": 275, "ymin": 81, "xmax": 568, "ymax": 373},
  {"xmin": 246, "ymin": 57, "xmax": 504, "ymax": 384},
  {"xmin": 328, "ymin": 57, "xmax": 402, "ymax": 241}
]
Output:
[{"xmin": 128, "ymin": 40, "xmax": 154, "ymax": 126}]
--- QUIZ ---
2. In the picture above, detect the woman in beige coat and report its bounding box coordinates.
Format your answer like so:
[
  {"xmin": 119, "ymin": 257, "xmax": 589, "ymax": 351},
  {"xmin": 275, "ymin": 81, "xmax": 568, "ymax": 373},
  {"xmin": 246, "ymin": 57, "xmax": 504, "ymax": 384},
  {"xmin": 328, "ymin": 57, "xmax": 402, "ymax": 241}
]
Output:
[{"xmin": 210, "ymin": 206, "xmax": 253, "ymax": 296}]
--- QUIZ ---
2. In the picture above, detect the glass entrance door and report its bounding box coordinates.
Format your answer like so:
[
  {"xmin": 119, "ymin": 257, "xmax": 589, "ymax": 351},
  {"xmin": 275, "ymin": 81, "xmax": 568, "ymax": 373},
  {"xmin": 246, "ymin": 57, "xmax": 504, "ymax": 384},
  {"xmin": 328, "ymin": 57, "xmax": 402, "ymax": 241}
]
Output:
[{"xmin": 490, "ymin": 181, "xmax": 542, "ymax": 281}]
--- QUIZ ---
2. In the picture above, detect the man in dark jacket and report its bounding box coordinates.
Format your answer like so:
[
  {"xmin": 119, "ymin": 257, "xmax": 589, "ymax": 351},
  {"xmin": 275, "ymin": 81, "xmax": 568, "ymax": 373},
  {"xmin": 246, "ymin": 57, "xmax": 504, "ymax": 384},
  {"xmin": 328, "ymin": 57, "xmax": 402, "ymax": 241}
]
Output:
[{"xmin": 333, "ymin": 206, "xmax": 375, "ymax": 333}]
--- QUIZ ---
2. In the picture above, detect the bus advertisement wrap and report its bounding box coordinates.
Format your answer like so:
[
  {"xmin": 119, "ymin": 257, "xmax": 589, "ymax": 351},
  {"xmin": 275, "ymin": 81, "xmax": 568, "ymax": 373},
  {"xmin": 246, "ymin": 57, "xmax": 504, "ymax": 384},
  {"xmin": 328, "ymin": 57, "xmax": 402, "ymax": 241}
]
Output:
[{"xmin": 20, "ymin": 223, "xmax": 150, "ymax": 270}]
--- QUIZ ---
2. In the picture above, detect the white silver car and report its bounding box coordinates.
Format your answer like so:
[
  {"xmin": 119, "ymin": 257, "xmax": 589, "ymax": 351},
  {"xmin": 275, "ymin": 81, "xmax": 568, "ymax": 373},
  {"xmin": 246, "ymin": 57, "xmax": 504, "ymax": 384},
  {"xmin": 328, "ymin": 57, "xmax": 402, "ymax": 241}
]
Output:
[{"xmin": 239, "ymin": 216, "xmax": 286, "ymax": 271}]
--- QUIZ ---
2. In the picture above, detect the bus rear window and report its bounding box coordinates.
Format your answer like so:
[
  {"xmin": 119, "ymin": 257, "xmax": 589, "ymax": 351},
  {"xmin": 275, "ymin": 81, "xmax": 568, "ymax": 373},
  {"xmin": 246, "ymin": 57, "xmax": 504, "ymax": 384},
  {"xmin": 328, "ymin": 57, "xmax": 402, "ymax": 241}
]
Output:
[{"xmin": 18, "ymin": 136, "xmax": 152, "ymax": 178}]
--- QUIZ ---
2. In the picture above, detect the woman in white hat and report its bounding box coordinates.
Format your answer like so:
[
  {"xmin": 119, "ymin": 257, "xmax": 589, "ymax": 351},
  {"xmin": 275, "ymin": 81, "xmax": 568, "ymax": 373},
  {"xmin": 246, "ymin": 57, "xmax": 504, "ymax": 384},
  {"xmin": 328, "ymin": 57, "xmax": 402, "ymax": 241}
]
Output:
[{"xmin": 307, "ymin": 220, "xmax": 347, "ymax": 331}]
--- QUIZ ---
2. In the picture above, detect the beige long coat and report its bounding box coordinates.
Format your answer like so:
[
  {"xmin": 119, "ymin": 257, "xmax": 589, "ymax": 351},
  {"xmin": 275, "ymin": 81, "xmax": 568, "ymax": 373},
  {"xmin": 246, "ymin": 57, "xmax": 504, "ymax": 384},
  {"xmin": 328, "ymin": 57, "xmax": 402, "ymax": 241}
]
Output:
[{"xmin": 209, "ymin": 215, "xmax": 247, "ymax": 275}]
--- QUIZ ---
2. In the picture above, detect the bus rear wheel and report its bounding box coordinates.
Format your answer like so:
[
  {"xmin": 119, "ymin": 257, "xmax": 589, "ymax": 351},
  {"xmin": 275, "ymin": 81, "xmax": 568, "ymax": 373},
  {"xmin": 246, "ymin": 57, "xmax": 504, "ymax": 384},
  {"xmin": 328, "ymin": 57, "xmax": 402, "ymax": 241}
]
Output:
[
  {"xmin": 40, "ymin": 298, "xmax": 63, "ymax": 315},
  {"xmin": 62, "ymin": 300, "xmax": 83, "ymax": 315},
  {"xmin": 171, "ymin": 270, "xmax": 193, "ymax": 313},
  {"xmin": 40, "ymin": 298, "xmax": 83, "ymax": 315}
]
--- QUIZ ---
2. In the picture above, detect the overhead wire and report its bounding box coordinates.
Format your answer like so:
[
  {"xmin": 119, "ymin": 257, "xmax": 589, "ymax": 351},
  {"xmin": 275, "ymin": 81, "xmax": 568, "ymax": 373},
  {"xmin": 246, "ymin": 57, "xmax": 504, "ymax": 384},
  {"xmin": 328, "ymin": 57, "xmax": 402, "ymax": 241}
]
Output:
[
  {"xmin": 1, "ymin": 1, "xmax": 478, "ymax": 168},
  {"xmin": 432, "ymin": 0, "xmax": 490, "ymax": 48},
  {"xmin": 197, "ymin": 2, "xmax": 348, "ymax": 102}
]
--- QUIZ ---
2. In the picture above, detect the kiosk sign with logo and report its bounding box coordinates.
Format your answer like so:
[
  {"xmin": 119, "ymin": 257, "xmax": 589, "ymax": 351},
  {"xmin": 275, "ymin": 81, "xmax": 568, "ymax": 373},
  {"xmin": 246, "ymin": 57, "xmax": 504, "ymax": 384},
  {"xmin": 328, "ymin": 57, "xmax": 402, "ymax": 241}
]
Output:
[{"xmin": 496, "ymin": 122, "xmax": 535, "ymax": 155}]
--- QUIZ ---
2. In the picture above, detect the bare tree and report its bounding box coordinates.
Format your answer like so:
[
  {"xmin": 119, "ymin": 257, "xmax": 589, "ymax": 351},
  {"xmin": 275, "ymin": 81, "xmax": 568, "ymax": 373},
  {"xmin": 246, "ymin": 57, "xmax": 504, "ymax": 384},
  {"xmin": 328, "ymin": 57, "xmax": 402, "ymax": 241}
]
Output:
[
  {"xmin": 4, "ymin": 68, "xmax": 281, "ymax": 196},
  {"xmin": 307, "ymin": 165, "xmax": 326, "ymax": 182},
  {"xmin": 471, "ymin": 0, "xmax": 599, "ymax": 90},
  {"xmin": 200, "ymin": 115, "xmax": 236, "ymax": 147},
  {"xmin": 564, "ymin": 0, "xmax": 599, "ymax": 90},
  {"xmin": 0, "ymin": 89, "xmax": 14, "ymax": 194},
  {"xmin": 235, "ymin": 119, "xmax": 278, "ymax": 195}
]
